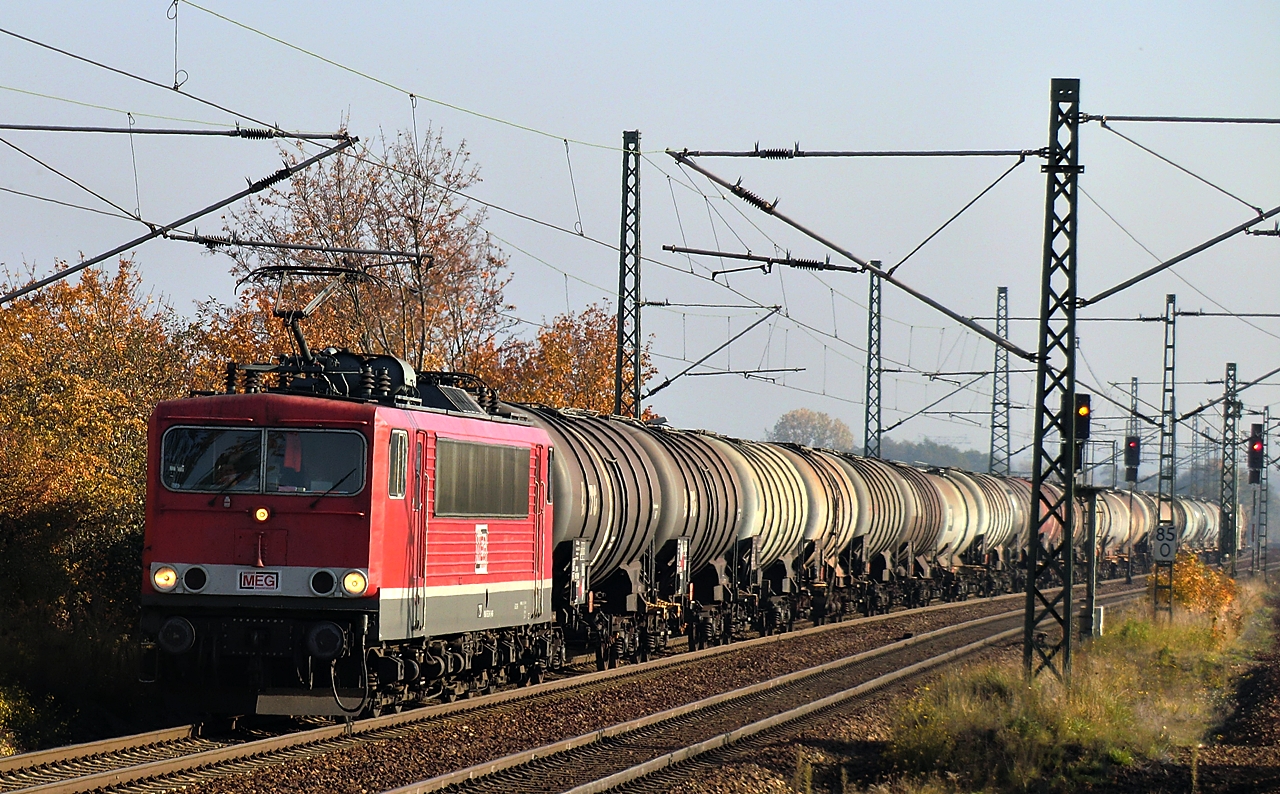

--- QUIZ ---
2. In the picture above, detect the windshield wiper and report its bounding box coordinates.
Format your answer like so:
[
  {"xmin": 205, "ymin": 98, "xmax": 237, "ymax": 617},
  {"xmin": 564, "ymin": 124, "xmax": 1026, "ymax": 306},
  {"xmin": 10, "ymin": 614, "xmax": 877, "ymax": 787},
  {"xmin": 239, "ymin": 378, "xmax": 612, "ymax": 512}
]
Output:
[
  {"xmin": 206, "ymin": 470, "xmax": 252, "ymax": 506},
  {"xmin": 309, "ymin": 467, "xmax": 358, "ymax": 509}
]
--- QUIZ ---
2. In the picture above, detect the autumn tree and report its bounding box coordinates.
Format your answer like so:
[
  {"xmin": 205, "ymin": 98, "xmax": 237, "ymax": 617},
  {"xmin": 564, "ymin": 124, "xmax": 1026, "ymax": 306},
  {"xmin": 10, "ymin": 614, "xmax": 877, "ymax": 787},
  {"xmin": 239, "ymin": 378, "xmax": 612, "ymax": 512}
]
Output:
[
  {"xmin": 0, "ymin": 260, "xmax": 188, "ymax": 744},
  {"xmin": 767, "ymin": 408, "xmax": 856, "ymax": 451},
  {"xmin": 191, "ymin": 126, "xmax": 655, "ymax": 413},
  {"xmin": 190, "ymin": 126, "xmax": 513, "ymax": 388},
  {"xmin": 482, "ymin": 303, "xmax": 655, "ymax": 414}
]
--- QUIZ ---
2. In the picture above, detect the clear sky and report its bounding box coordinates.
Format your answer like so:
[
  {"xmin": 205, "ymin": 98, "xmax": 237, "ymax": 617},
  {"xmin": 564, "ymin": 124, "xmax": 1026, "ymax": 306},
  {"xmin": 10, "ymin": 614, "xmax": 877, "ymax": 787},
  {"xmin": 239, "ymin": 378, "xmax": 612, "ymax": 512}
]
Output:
[{"xmin": 2, "ymin": 2, "xmax": 1277, "ymax": 462}]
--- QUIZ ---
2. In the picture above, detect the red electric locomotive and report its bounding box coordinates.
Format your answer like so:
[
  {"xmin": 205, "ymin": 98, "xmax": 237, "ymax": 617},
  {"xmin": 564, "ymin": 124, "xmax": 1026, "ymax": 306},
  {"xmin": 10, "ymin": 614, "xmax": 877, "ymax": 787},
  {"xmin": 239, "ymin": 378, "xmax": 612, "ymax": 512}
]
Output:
[{"xmin": 140, "ymin": 350, "xmax": 563, "ymax": 716}]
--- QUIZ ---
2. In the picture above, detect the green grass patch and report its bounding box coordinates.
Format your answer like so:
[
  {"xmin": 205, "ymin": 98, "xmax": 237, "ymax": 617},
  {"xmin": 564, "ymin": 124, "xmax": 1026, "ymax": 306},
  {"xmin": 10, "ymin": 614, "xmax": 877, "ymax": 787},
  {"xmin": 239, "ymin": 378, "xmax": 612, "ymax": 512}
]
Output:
[{"xmin": 884, "ymin": 585, "xmax": 1271, "ymax": 793}]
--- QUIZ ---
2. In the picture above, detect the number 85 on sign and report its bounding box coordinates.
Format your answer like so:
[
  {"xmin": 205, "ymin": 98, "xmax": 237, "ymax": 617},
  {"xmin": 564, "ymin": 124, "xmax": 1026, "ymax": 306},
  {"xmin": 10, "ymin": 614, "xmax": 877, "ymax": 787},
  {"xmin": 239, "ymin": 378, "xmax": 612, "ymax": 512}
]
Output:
[{"xmin": 1152, "ymin": 524, "xmax": 1178, "ymax": 562}]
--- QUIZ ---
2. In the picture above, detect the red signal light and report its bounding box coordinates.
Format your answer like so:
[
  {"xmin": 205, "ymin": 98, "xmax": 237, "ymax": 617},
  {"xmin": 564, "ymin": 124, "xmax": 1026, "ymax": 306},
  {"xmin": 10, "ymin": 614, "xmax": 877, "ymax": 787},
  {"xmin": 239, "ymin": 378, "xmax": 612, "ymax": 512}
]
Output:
[{"xmin": 1252, "ymin": 439, "xmax": 1264, "ymax": 452}]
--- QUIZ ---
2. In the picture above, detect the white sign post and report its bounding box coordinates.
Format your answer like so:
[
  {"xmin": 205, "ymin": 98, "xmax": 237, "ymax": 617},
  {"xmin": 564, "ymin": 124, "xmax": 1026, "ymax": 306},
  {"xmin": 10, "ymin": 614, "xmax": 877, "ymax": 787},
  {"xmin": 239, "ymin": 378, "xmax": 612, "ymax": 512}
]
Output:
[{"xmin": 1152, "ymin": 523, "xmax": 1178, "ymax": 563}]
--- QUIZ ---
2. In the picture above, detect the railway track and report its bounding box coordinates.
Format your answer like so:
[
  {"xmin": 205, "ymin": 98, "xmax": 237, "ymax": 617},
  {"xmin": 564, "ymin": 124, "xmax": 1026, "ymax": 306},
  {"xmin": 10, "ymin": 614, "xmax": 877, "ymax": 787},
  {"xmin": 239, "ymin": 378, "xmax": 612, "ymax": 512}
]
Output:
[
  {"xmin": 0, "ymin": 577, "xmax": 1146, "ymax": 794},
  {"xmin": 384, "ymin": 587, "xmax": 1146, "ymax": 794}
]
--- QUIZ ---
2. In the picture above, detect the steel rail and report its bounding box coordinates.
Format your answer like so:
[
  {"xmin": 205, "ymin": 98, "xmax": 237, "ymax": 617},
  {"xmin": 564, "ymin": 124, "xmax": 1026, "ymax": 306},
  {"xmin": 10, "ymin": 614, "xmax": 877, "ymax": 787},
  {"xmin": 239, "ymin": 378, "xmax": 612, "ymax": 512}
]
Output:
[
  {"xmin": 0, "ymin": 725, "xmax": 198, "ymax": 775},
  {"xmin": 0, "ymin": 578, "xmax": 1149, "ymax": 794},
  {"xmin": 566, "ymin": 630, "xmax": 1024, "ymax": 794},
  {"xmin": 388, "ymin": 589, "xmax": 1146, "ymax": 794},
  {"xmin": 383, "ymin": 609, "xmax": 1031, "ymax": 794},
  {"xmin": 567, "ymin": 589, "xmax": 1151, "ymax": 794}
]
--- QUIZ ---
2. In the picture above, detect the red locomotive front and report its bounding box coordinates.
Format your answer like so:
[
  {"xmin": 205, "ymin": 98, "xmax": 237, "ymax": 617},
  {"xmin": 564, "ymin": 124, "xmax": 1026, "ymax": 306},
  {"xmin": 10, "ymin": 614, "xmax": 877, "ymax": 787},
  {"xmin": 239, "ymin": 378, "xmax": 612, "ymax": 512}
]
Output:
[{"xmin": 141, "ymin": 373, "xmax": 559, "ymax": 716}]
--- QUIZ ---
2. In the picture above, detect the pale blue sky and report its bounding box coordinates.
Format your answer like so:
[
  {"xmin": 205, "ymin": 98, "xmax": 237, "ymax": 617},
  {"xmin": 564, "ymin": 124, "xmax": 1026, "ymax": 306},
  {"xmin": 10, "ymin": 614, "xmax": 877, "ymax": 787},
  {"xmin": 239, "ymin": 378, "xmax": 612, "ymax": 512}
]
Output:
[{"xmin": 2, "ymin": 2, "xmax": 1277, "ymax": 456}]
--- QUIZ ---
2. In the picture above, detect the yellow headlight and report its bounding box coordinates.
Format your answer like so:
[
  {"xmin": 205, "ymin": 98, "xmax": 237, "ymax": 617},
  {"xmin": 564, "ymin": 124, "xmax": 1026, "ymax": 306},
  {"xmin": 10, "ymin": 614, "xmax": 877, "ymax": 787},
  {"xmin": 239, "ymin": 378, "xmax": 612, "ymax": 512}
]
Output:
[
  {"xmin": 253, "ymin": 506, "xmax": 271, "ymax": 522},
  {"xmin": 342, "ymin": 570, "xmax": 368, "ymax": 596},
  {"xmin": 153, "ymin": 565, "xmax": 179, "ymax": 592}
]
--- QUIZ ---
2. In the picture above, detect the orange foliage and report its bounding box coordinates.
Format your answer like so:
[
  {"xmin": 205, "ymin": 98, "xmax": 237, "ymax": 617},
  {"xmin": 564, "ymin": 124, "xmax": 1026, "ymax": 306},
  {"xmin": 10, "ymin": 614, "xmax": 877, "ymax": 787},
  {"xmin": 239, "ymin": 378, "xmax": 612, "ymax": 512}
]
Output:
[
  {"xmin": 479, "ymin": 303, "xmax": 653, "ymax": 413},
  {"xmin": 0, "ymin": 260, "xmax": 188, "ymax": 516},
  {"xmin": 0, "ymin": 259, "xmax": 189, "ymax": 674},
  {"xmin": 1148, "ymin": 551, "xmax": 1239, "ymax": 616}
]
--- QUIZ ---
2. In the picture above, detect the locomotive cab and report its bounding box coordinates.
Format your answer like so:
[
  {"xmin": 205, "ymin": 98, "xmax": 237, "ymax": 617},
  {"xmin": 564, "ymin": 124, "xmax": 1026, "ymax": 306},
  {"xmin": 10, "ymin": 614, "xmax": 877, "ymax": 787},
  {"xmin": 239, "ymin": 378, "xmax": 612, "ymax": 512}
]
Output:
[{"xmin": 141, "ymin": 394, "xmax": 382, "ymax": 715}]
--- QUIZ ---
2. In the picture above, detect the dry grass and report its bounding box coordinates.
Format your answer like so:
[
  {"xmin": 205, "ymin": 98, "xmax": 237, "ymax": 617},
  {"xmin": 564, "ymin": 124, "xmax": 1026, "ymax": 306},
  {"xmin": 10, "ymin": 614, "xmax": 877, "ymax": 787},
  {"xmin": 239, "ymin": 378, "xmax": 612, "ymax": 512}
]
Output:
[{"xmin": 881, "ymin": 580, "xmax": 1269, "ymax": 793}]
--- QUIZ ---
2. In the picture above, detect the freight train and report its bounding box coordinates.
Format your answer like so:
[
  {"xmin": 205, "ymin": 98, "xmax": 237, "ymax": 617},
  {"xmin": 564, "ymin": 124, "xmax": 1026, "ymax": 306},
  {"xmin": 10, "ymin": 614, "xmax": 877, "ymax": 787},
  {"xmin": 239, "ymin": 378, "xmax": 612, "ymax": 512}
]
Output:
[{"xmin": 139, "ymin": 345, "xmax": 1224, "ymax": 716}]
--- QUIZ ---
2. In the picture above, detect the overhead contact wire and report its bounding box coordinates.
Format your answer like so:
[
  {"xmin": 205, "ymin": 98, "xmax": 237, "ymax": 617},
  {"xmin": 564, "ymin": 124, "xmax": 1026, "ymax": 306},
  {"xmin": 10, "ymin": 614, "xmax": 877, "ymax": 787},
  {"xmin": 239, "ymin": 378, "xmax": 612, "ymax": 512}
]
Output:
[
  {"xmin": 0, "ymin": 83, "xmax": 223, "ymax": 126},
  {"xmin": 0, "ymin": 26, "xmax": 302, "ymax": 139},
  {"xmin": 1081, "ymin": 187, "xmax": 1280, "ymax": 342},
  {"xmin": 0, "ymin": 135, "xmax": 140, "ymax": 220},
  {"xmin": 887, "ymin": 154, "xmax": 1026, "ymax": 276},
  {"xmin": 0, "ymin": 137, "xmax": 355, "ymax": 304},
  {"xmin": 0, "ymin": 184, "xmax": 135, "ymax": 219},
  {"xmin": 178, "ymin": 0, "xmax": 628, "ymax": 152},
  {"xmin": 1100, "ymin": 121, "xmax": 1263, "ymax": 214}
]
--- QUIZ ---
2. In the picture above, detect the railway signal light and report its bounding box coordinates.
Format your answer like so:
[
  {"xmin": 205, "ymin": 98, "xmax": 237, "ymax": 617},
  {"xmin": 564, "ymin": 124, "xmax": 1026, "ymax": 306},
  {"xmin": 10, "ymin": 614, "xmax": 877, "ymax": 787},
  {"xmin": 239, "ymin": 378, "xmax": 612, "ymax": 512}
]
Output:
[
  {"xmin": 1073, "ymin": 394, "xmax": 1091, "ymax": 440},
  {"xmin": 1060, "ymin": 393, "xmax": 1092, "ymax": 442},
  {"xmin": 1248, "ymin": 423, "xmax": 1264, "ymax": 484},
  {"xmin": 1124, "ymin": 435, "xmax": 1140, "ymax": 482},
  {"xmin": 1060, "ymin": 393, "xmax": 1092, "ymax": 473}
]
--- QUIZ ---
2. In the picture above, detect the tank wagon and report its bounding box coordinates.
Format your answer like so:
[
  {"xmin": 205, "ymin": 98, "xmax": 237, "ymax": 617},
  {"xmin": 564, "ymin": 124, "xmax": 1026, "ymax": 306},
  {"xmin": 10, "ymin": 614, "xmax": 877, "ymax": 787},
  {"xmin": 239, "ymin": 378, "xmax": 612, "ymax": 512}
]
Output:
[{"xmin": 139, "ymin": 347, "xmax": 1222, "ymax": 716}]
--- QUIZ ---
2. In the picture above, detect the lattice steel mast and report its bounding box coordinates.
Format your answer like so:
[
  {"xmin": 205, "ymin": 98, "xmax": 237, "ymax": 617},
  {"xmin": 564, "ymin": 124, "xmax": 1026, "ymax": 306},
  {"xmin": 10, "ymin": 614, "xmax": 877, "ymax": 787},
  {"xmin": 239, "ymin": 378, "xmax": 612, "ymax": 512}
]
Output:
[
  {"xmin": 1128, "ymin": 377, "xmax": 1141, "ymax": 446},
  {"xmin": 1152, "ymin": 294, "xmax": 1178, "ymax": 619},
  {"xmin": 1261, "ymin": 407, "xmax": 1271, "ymax": 582},
  {"xmin": 864, "ymin": 269, "xmax": 883, "ymax": 458},
  {"xmin": 614, "ymin": 130, "xmax": 642, "ymax": 418},
  {"xmin": 1024, "ymin": 78, "xmax": 1082, "ymax": 682},
  {"xmin": 990, "ymin": 286, "xmax": 1011, "ymax": 475},
  {"xmin": 1220, "ymin": 362, "xmax": 1240, "ymax": 573},
  {"xmin": 1126, "ymin": 376, "xmax": 1139, "ymax": 583}
]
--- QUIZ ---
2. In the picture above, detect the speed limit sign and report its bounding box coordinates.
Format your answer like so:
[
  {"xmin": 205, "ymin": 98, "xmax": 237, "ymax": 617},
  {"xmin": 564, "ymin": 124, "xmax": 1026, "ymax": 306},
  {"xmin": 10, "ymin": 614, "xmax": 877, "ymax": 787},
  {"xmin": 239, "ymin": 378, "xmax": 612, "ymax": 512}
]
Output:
[{"xmin": 1152, "ymin": 524, "xmax": 1178, "ymax": 562}]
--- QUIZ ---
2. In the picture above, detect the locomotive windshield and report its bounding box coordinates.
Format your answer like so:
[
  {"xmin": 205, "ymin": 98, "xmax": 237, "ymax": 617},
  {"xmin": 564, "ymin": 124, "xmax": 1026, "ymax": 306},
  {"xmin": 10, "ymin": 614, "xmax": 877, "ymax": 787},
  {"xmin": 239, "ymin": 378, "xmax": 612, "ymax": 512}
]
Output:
[
  {"xmin": 264, "ymin": 430, "xmax": 364, "ymax": 495},
  {"xmin": 161, "ymin": 427, "xmax": 366, "ymax": 496}
]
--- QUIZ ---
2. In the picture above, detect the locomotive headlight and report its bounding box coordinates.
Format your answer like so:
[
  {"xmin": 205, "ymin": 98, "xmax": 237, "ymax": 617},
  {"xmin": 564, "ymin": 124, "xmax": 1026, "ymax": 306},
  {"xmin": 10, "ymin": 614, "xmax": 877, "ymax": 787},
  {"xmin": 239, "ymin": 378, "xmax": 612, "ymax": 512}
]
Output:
[
  {"xmin": 253, "ymin": 506, "xmax": 271, "ymax": 523},
  {"xmin": 152, "ymin": 565, "xmax": 179, "ymax": 592},
  {"xmin": 341, "ymin": 570, "xmax": 368, "ymax": 596}
]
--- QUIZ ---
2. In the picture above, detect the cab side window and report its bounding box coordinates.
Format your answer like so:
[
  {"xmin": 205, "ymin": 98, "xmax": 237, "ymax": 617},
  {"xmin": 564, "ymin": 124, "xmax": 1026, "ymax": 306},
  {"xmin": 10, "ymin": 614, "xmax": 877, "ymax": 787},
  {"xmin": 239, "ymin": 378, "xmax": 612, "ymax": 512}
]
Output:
[{"xmin": 388, "ymin": 430, "xmax": 408, "ymax": 499}]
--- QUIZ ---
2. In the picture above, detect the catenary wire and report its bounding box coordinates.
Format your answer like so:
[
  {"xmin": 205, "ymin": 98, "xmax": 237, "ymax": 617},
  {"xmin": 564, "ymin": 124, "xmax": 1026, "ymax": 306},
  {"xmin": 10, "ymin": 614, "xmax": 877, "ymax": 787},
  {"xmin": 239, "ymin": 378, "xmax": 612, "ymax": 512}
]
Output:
[
  {"xmin": 1098, "ymin": 120, "xmax": 1263, "ymax": 214},
  {"xmin": 334, "ymin": 144, "xmax": 998, "ymax": 396},
  {"xmin": 0, "ymin": 135, "xmax": 140, "ymax": 220},
  {"xmin": 0, "ymin": 82, "xmax": 224, "ymax": 126},
  {"xmin": 1080, "ymin": 187, "xmax": 1280, "ymax": 343},
  {"xmin": 0, "ymin": 26, "xmax": 305, "ymax": 139},
  {"xmin": 7, "ymin": 22, "xmax": 1019, "ymax": 431},
  {"xmin": 651, "ymin": 152, "xmax": 941, "ymax": 331},
  {"xmin": 178, "ymin": 0, "xmax": 631, "ymax": 152},
  {"xmin": 887, "ymin": 154, "xmax": 1027, "ymax": 276},
  {"xmin": 9, "ymin": 23, "xmax": 1018, "ymax": 426},
  {"xmin": 0, "ymin": 184, "xmax": 136, "ymax": 219}
]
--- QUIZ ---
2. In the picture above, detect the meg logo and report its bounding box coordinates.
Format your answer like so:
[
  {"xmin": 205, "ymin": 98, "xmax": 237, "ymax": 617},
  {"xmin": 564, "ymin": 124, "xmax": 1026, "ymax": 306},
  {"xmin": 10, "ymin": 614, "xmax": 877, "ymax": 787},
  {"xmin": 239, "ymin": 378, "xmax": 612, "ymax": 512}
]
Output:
[{"xmin": 238, "ymin": 570, "xmax": 280, "ymax": 591}]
